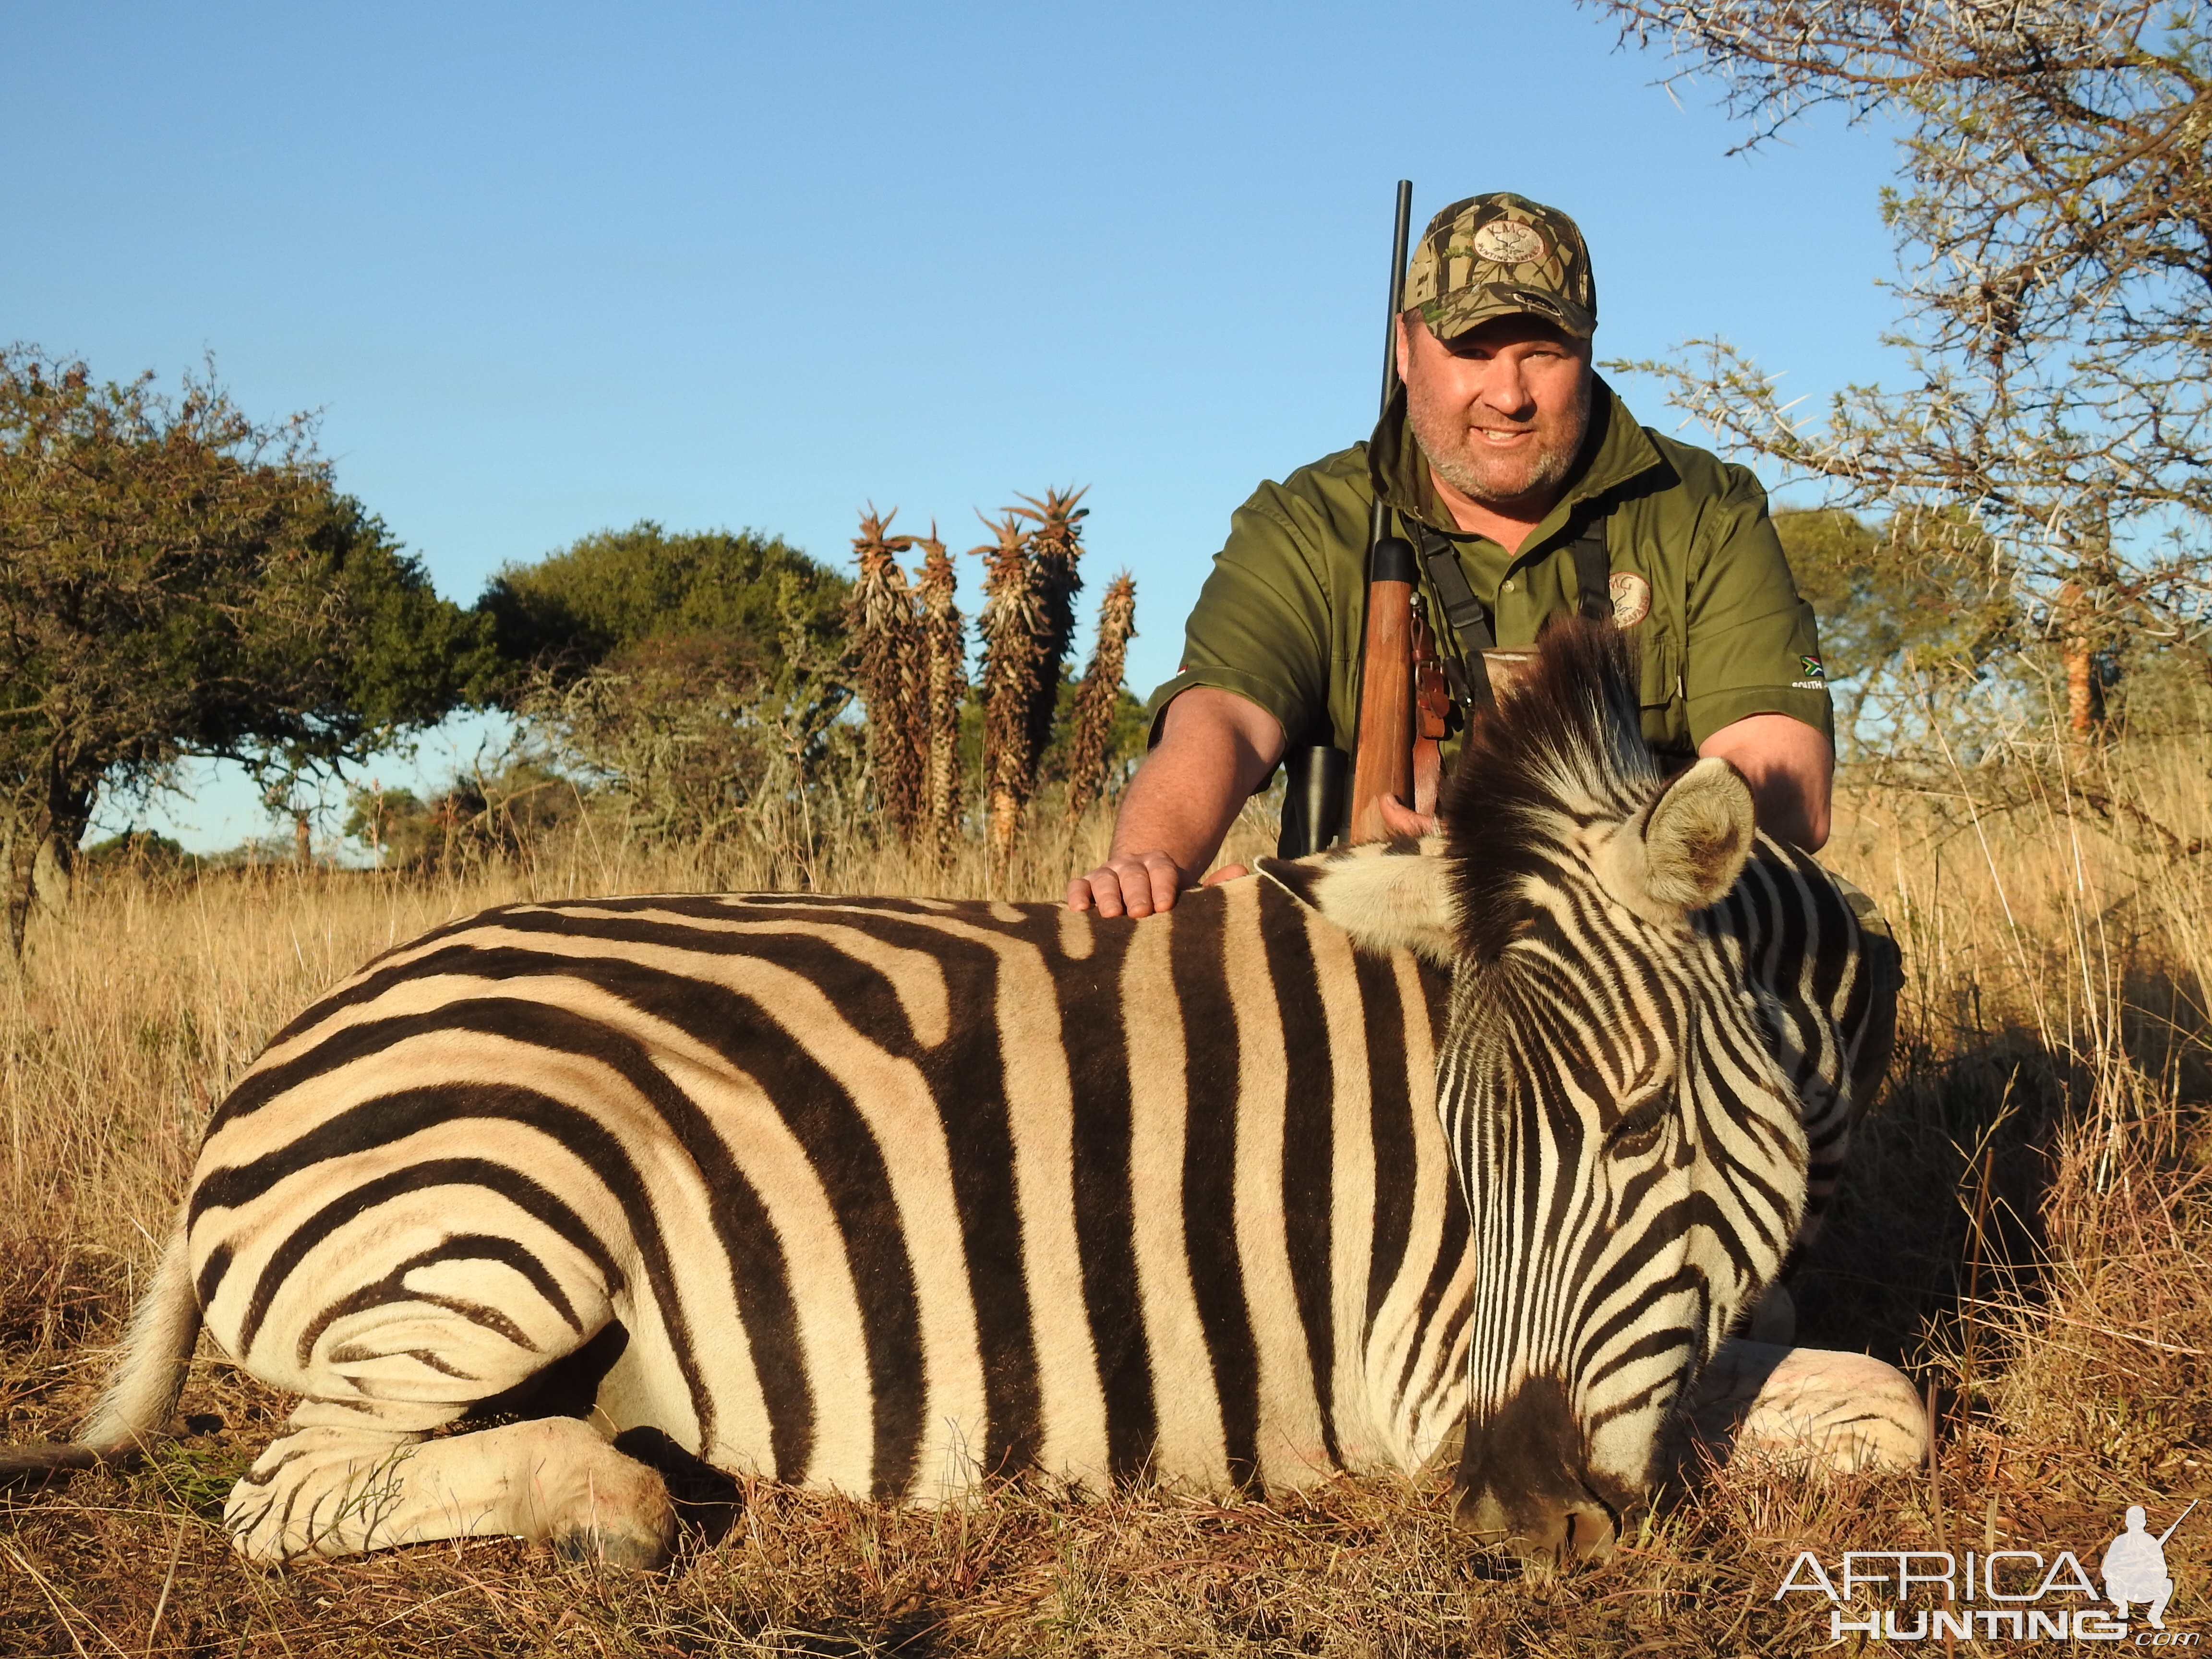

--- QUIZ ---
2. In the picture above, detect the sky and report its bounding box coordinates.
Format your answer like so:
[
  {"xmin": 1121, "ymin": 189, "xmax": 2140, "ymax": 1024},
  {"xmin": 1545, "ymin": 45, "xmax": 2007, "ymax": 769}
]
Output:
[{"xmin": 1, "ymin": 1, "xmax": 1905, "ymax": 851}]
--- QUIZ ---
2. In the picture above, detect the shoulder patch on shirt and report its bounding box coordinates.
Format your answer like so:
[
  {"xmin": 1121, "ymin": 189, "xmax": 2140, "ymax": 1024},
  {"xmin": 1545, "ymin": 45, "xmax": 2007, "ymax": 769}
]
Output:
[
  {"xmin": 1800, "ymin": 654, "xmax": 1827, "ymax": 680},
  {"xmin": 1610, "ymin": 571, "xmax": 1652, "ymax": 628}
]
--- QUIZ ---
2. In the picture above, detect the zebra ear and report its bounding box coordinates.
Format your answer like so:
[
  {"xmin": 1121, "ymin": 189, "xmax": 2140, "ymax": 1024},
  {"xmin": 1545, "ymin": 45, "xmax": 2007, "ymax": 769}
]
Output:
[
  {"xmin": 1603, "ymin": 756, "xmax": 1755, "ymax": 923},
  {"xmin": 1256, "ymin": 838, "xmax": 1461, "ymax": 964}
]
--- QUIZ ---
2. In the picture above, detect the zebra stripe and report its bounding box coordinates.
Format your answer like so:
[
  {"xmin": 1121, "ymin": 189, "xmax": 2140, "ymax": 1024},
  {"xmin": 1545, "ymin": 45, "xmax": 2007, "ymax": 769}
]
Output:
[{"xmin": 1426, "ymin": 619, "xmax": 1897, "ymax": 1558}]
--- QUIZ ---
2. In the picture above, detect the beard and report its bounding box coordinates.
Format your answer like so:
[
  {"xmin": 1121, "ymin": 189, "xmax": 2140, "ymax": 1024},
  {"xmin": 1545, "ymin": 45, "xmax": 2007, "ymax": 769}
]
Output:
[{"xmin": 1406, "ymin": 371, "xmax": 1592, "ymax": 511}]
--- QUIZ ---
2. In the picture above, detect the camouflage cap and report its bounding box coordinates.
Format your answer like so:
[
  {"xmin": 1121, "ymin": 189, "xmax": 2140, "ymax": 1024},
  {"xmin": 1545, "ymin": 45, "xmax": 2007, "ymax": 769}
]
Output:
[{"xmin": 1401, "ymin": 192, "xmax": 1597, "ymax": 341}]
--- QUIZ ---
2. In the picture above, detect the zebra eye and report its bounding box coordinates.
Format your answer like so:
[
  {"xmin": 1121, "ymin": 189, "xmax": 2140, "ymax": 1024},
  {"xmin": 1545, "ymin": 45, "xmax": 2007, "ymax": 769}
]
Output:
[{"xmin": 1605, "ymin": 1084, "xmax": 1673, "ymax": 1154}]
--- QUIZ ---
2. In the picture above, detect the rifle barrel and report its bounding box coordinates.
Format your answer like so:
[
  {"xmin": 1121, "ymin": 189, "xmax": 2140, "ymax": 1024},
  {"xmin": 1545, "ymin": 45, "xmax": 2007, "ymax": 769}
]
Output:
[
  {"xmin": 2156, "ymin": 1498, "xmax": 2198, "ymax": 1546},
  {"xmin": 1377, "ymin": 180, "xmax": 1413, "ymax": 419},
  {"xmin": 1346, "ymin": 180, "xmax": 1419, "ymax": 844}
]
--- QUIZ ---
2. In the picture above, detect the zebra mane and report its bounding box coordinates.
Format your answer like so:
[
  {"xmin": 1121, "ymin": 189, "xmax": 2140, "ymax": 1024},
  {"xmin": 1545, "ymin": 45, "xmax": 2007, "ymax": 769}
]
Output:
[{"xmin": 1441, "ymin": 616, "xmax": 1665, "ymax": 962}]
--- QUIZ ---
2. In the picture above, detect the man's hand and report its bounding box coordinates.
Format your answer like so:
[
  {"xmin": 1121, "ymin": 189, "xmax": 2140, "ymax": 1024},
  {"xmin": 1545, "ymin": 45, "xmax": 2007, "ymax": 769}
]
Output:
[
  {"xmin": 1067, "ymin": 687, "xmax": 1286, "ymax": 917},
  {"xmin": 1067, "ymin": 854, "xmax": 1250, "ymax": 919},
  {"xmin": 1376, "ymin": 794, "xmax": 1438, "ymax": 839},
  {"xmin": 1699, "ymin": 712, "xmax": 1833, "ymax": 851}
]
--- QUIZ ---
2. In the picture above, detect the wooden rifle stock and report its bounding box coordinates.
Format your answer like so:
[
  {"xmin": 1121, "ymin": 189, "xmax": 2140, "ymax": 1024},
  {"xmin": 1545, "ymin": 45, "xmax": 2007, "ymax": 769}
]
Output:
[
  {"xmin": 1348, "ymin": 528, "xmax": 1417, "ymax": 841},
  {"xmin": 1346, "ymin": 180, "xmax": 1417, "ymax": 844}
]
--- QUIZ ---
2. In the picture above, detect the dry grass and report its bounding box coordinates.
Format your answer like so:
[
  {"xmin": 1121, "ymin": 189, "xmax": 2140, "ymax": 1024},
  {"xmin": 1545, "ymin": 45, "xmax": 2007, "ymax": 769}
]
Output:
[{"xmin": 3, "ymin": 748, "xmax": 2211, "ymax": 1655}]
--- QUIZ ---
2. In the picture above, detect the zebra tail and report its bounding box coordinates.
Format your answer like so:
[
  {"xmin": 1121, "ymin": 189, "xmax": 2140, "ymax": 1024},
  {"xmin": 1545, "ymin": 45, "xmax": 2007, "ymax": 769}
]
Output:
[{"xmin": 0, "ymin": 1219, "xmax": 200, "ymax": 1489}]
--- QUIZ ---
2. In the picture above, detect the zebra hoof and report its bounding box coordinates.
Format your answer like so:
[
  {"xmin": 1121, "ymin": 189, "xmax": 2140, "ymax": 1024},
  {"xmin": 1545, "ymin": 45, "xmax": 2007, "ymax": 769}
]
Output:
[{"xmin": 523, "ymin": 1424, "xmax": 678, "ymax": 1568}]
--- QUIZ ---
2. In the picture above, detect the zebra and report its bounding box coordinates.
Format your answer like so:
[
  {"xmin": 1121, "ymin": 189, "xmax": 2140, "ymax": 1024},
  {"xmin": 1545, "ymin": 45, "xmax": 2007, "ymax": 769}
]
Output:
[{"xmin": 0, "ymin": 617, "xmax": 1923, "ymax": 1567}]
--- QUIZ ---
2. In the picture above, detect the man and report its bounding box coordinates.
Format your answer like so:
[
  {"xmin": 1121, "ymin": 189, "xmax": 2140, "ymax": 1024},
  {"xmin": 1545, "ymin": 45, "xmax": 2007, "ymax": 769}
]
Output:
[
  {"xmin": 1069, "ymin": 192, "xmax": 1835, "ymax": 918},
  {"xmin": 2101, "ymin": 1505, "xmax": 2176, "ymax": 1630}
]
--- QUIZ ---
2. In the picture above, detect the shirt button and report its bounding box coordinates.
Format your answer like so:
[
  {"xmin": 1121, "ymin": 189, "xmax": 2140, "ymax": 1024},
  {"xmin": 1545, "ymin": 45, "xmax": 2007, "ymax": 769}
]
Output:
[{"xmin": 1503, "ymin": 579, "xmax": 1516, "ymax": 592}]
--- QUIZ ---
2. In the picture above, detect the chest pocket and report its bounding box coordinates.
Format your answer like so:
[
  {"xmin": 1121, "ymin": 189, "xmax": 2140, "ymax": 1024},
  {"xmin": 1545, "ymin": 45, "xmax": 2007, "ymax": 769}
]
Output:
[
  {"xmin": 1635, "ymin": 623, "xmax": 1678, "ymax": 707},
  {"xmin": 1632, "ymin": 623, "xmax": 1688, "ymax": 755}
]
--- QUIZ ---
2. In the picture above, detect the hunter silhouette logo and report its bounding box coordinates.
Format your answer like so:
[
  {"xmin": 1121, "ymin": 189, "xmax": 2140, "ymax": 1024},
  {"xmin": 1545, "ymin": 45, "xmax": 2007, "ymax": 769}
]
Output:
[
  {"xmin": 1773, "ymin": 1499, "xmax": 2196, "ymax": 1643},
  {"xmin": 2105, "ymin": 1501, "xmax": 2192, "ymax": 1630}
]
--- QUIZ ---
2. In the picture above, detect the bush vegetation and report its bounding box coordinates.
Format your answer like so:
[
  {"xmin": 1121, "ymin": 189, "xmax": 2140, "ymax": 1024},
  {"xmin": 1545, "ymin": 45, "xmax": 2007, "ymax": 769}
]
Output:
[{"xmin": 0, "ymin": 348, "xmax": 494, "ymax": 954}]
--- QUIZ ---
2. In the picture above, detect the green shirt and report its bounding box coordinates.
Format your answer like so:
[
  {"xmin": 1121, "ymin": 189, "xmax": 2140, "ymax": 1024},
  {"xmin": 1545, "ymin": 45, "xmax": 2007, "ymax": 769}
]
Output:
[{"xmin": 1150, "ymin": 377, "xmax": 1832, "ymax": 769}]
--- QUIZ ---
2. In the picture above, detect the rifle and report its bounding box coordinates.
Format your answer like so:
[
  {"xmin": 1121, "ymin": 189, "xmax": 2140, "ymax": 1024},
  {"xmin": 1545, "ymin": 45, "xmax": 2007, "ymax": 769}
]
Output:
[
  {"xmin": 1346, "ymin": 179, "xmax": 1419, "ymax": 845},
  {"xmin": 1277, "ymin": 180, "xmax": 1416, "ymax": 857},
  {"xmin": 2157, "ymin": 1500, "xmax": 2199, "ymax": 1547}
]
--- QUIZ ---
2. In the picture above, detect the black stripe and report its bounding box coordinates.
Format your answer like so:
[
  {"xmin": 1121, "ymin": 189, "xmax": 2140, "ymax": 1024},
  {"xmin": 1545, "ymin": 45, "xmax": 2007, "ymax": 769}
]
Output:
[
  {"xmin": 1358, "ymin": 950, "xmax": 1417, "ymax": 1333},
  {"xmin": 1393, "ymin": 1143, "xmax": 1471, "ymax": 1407},
  {"xmin": 574, "ymin": 957, "xmax": 926, "ymax": 1496},
  {"xmin": 230, "ymin": 1146, "xmax": 620, "ymax": 1360},
  {"xmin": 916, "ymin": 921, "xmax": 1043, "ymax": 1485},
  {"xmin": 221, "ymin": 920, "xmax": 930, "ymax": 1130},
  {"xmin": 293, "ymin": 1233, "xmax": 579, "ymax": 1364},
  {"xmin": 1259, "ymin": 883, "xmax": 1338, "ymax": 1468},
  {"xmin": 227, "ymin": 911, "xmax": 942, "ymax": 1132},
  {"xmin": 1170, "ymin": 894, "xmax": 1261, "ymax": 1487},
  {"xmin": 204, "ymin": 991, "xmax": 819, "ymax": 1479},
  {"xmin": 1056, "ymin": 919, "xmax": 1155, "ymax": 1479},
  {"xmin": 192, "ymin": 1242, "xmax": 233, "ymax": 1316}
]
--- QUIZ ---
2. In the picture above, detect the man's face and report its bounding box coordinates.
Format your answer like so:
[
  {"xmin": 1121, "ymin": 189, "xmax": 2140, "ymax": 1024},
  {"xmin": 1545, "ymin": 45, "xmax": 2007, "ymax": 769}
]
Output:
[{"xmin": 1396, "ymin": 312, "xmax": 1593, "ymax": 516}]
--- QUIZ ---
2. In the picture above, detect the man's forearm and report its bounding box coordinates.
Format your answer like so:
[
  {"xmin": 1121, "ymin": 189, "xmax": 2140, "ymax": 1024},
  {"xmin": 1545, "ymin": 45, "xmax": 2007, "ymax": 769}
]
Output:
[
  {"xmin": 1699, "ymin": 712, "xmax": 1833, "ymax": 851},
  {"xmin": 1067, "ymin": 688, "xmax": 1286, "ymax": 917},
  {"xmin": 1106, "ymin": 709, "xmax": 1278, "ymax": 878},
  {"xmin": 1105, "ymin": 763, "xmax": 1242, "ymax": 883}
]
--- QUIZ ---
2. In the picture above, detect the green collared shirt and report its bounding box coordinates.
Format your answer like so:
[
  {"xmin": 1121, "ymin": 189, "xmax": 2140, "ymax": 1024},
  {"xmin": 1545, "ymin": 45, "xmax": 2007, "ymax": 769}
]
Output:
[{"xmin": 1149, "ymin": 376, "xmax": 1832, "ymax": 769}]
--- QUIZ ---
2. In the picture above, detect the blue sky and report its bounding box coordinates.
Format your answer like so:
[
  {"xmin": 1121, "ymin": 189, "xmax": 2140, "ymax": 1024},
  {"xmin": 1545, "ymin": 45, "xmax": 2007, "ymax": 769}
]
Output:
[{"xmin": 2, "ymin": 1, "xmax": 1902, "ymax": 850}]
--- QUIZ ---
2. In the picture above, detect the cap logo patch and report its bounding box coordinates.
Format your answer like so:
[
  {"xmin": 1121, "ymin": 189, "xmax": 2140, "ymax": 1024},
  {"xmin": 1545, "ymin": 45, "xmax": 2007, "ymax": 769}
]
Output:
[
  {"xmin": 1610, "ymin": 572, "xmax": 1652, "ymax": 628},
  {"xmin": 1471, "ymin": 220, "xmax": 1547, "ymax": 264}
]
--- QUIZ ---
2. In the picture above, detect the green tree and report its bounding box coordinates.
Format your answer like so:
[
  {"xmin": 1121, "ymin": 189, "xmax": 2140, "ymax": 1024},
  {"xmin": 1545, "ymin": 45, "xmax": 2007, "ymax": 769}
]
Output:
[
  {"xmin": 1594, "ymin": 0, "xmax": 2212, "ymax": 736},
  {"xmin": 486, "ymin": 523, "xmax": 858, "ymax": 874},
  {"xmin": 478, "ymin": 521, "xmax": 847, "ymax": 687},
  {"xmin": 1775, "ymin": 506, "xmax": 2017, "ymax": 755},
  {"xmin": 242, "ymin": 493, "xmax": 501, "ymax": 861},
  {"xmin": 0, "ymin": 347, "xmax": 491, "ymax": 951}
]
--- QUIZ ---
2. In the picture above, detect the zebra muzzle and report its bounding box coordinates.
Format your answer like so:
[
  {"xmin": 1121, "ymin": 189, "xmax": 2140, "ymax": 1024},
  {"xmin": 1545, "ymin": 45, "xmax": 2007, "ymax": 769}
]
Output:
[{"xmin": 1451, "ymin": 1376, "xmax": 1626, "ymax": 1568}]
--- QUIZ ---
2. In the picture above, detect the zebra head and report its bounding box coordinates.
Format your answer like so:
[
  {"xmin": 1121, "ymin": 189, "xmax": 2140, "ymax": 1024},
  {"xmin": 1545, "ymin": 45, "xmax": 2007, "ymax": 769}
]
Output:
[
  {"xmin": 1274, "ymin": 618, "xmax": 1808, "ymax": 1565},
  {"xmin": 1441, "ymin": 619, "xmax": 1804, "ymax": 1564}
]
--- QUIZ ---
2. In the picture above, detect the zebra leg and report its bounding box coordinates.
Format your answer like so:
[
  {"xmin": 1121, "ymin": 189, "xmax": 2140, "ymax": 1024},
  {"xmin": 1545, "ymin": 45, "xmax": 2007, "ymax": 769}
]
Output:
[
  {"xmin": 216, "ymin": 1234, "xmax": 676, "ymax": 1564},
  {"xmin": 1675, "ymin": 1341, "xmax": 1927, "ymax": 1476},
  {"xmin": 225, "ymin": 1415, "xmax": 675, "ymax": 1563}
]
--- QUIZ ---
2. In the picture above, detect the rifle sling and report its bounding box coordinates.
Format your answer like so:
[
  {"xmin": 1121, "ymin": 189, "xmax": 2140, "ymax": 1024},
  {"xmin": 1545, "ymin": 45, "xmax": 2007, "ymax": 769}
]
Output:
[{"xmin": 1414, "ymin": 512, "xmax": 1611, "ymax": 712}]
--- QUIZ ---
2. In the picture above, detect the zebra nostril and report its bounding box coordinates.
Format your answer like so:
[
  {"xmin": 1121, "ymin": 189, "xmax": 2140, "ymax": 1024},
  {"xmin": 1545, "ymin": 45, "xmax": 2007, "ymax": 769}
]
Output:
[{"xmin": 1563, "ymin": 1500, "xmax": 1618, "ymax": 1563}]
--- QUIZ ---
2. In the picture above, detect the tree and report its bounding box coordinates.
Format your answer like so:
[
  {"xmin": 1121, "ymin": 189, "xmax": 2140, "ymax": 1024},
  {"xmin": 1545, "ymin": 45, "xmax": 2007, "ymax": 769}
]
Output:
[
  {"xmin": 0, "ymin": 348, "xmax": 490, "ymax": 951},
  {"xmin": 1592, "ymin": 0, "xmax": 2212, "ymax": 733},
  {"xmin": 478, "ymin": 521, "xmax": 847, "ymax": 688},
  {"xmin": 490, "ymin": 524, "xmax": 858, "ymax": 873},
  {"xmin": 1772, "ymin": 506, "xmax": 2015, "ymax": 754},
  {"xmin": 241, "ymin": 493, "xmax": 501, "ymax": 862}
]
